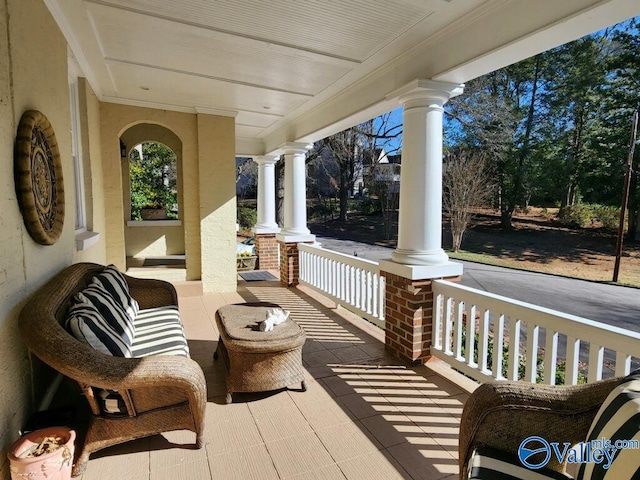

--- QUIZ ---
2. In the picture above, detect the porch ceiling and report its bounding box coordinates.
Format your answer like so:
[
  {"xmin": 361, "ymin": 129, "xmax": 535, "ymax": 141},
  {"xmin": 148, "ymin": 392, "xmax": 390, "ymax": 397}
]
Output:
[{"xmin": 47, "ymin": 0, "xmax": 640, "ymax": 154}]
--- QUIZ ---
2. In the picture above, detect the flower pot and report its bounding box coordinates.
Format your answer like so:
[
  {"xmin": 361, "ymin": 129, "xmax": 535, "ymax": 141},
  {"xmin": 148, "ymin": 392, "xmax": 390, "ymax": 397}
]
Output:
[
  {"xmin": 8, "ymin": 427, "xmax": 75, "ymax": 480},
  {"xmin": 140, "ymin": 208, "xmax": 167, "ymax": 220}
]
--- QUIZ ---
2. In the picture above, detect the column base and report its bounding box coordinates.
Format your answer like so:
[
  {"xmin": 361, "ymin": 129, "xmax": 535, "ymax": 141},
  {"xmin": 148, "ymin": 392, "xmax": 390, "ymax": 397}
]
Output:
[
  {"xmin": 379, "ymin": 259, "xmax": 462, "ymax": 280},
  {"xmin": 276, "ymin": 233, "xmax": 315, "ymax": 243},
  {"xmin": 380, "ymin": 266, "xmax": 463, "ymax": 365},
  {"xmin": 278, "ymin": 239, "xmax": 314, "ymax": 287},
  {"xmin": 254, "ymin": 233, "xmax": 279, "ymax": 270},
  {"xmin": 391, "ymin": 248, "xmax": 450, "ymax": 266}
]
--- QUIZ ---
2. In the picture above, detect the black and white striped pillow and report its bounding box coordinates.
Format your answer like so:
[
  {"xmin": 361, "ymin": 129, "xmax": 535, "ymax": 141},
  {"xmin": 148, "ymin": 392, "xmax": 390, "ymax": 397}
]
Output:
[
  {"xmin": 91, "ymin": 265, "xmax": 139, "ymax": 323},
  {"xmin": 66, "ymin": 283, "xmax": 134, "ymax": 357},
  {"xmin": 577, "ymin": 370, "xmax": 640, "ymax": 480}
]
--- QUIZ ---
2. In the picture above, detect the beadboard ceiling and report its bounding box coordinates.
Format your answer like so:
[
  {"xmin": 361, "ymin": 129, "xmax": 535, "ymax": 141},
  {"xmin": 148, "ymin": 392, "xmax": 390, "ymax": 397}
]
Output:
[{"xmin": 45, "ymin": 0, "xmax": 640, "ymax": 154}]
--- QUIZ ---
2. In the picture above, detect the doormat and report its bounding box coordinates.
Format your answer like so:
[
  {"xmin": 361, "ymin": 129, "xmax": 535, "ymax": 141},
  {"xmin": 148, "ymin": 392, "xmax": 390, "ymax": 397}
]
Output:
[
  {"xmin": 239, "ymin": 271, "xmax": 278, "ymax": 282},
  {"xmin": 143, "ymin": 258, "xmax": 186, "ymax": 267}
]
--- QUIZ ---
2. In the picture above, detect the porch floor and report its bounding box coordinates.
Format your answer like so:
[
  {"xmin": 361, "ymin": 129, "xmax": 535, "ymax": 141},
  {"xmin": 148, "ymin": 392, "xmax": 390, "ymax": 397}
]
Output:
[{"xmin": 77, "ymin": 273, "xmax": 475, "ymax": 480}]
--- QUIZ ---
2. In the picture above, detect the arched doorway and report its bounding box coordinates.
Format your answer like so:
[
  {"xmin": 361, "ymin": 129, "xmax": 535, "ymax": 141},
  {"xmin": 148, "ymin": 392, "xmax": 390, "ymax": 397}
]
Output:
[{"xmin": 120, "ymin": 124, "xmax": 186, "ymax": 280}]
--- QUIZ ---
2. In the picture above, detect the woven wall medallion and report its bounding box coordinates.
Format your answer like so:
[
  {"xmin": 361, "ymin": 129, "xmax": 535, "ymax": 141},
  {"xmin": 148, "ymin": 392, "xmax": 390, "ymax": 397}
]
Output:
[{"xmin": 14, "ymin": 110, "xmax": 65, "ymax": 245}]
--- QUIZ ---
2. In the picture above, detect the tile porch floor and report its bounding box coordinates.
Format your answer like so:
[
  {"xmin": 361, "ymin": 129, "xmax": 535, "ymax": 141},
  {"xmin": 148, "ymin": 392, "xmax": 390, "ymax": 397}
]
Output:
[{"xmin": 77, "ymin": 274, "xmax": 477, "ymax": 480}]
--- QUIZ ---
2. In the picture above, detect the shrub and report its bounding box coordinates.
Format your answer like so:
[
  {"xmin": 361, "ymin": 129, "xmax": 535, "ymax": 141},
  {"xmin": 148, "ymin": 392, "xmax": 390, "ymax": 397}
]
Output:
[
  {"xmin": 593, "ymin": 205, "xmax": 620, "ymax": 230},
  {"xmin": 359, "ymin": 198, "xmax": 380, "ymax": 215},
  {"xmin": 237, "ymin": 205, "xmax": 257, "ymax": 230},
  {"xmin": 558, "ymin": 204, "xmax": 594, "ymax": 227}
]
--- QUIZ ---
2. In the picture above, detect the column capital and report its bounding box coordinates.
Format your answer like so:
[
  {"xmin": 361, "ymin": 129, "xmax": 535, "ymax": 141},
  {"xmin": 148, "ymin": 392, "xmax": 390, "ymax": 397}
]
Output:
[
  {"xmin": 276, "ymin": 142, "xmax": 312, "ymax": 156},
  {"xmin": 387, "ymin": 79, "xmax": 464, "ymax": 106},
  {"xmin": 253, "ymin": 155, "xmax": 280, "ymax": 166}
]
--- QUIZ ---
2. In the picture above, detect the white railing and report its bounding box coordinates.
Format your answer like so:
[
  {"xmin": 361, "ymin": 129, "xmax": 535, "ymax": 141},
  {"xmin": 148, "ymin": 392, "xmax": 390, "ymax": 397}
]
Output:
[
  {"xmin": 298, "ymin": 243, "xmax": 385, "ymax": 328},
  {"xmin": 432, "ymin": 279, "xmax": 640, "ymax": 385}
]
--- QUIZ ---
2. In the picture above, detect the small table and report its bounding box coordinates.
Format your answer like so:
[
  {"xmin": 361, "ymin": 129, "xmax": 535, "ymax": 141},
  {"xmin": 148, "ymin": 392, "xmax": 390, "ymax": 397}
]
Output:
[{"xmin": 214, "ymin": 303, "xmax": 306, "ymax": 404}]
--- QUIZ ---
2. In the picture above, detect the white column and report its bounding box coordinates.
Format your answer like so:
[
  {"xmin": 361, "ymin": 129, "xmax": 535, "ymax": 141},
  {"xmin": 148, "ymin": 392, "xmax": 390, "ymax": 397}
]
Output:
[
  {"xmin": 390, "ymin": 80, "xmax": 464, "ymax": 267},
  {"xmin": 277, "ymin": 143, "xmax": 315, "ymax": 242},
  {"xmin": 253, "ymin": 155, "xmax": 280, "ymax": 233}
]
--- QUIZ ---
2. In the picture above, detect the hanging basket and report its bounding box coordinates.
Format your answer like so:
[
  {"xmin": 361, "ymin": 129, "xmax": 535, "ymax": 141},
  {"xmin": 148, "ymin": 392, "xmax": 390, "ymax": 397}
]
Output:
[{"xmin": 8, "ymin": 427, "xmax": 75, "ymax": 480}]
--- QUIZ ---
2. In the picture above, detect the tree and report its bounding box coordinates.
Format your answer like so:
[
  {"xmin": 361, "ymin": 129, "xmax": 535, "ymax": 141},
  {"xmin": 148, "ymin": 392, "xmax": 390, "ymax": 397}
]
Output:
[
  {"xmin": 360, "ymin": 113, "xmax": 403, "ymax": 240},
  {"xmin": 129, "ymin": 142, "xmax": 178, "ymax": 220},
  {"xmin": 443, "ymin": 150, "xmax": 493, "ymax": 251},
  {"xmin": 316, "ymin": 113, "xmax": 402, "ymax": 223}
]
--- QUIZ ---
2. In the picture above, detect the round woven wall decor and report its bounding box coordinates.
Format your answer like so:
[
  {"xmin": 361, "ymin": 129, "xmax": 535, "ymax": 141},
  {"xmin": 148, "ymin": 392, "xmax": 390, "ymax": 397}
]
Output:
[{"xmin": 14, "ymin": 110, "xmax": 65, "ymax": 245}]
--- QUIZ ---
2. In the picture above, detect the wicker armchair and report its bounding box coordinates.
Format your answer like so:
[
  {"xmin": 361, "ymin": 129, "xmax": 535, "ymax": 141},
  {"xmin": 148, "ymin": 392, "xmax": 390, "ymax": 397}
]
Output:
[
  {"xmin": 18, "ymin": 263, "xmax": 206, "ymax": 476},
  {"xmin": 459, "ymin": 377, "xmax": 623, "ymax": 479}
]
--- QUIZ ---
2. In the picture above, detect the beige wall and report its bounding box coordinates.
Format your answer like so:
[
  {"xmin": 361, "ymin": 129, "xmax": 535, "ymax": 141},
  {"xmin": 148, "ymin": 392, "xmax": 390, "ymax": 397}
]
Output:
[
  {"xmin": 0, "ymin": 0, "xmax": 106, "ymax": 475},
  {"xmin": 125, "ymin": 225, "xmax": 185, "ymax": 257},
  {"xmin": 197, "ymin": 114, "xmax": 237, "ymax": 292}
]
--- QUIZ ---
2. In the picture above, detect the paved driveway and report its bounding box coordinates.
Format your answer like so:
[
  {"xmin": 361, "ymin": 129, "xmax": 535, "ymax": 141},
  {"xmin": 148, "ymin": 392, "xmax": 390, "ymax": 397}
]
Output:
[{"xmin": 314, "ymin": 235, "xmax": 640, "ymax": 334}]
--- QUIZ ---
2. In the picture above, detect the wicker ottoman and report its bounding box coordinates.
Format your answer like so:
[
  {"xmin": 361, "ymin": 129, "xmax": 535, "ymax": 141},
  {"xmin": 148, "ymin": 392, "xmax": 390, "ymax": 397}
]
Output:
[{"xmin": 214, "ymin": 303, "xmax": 306, "ymax": 404}]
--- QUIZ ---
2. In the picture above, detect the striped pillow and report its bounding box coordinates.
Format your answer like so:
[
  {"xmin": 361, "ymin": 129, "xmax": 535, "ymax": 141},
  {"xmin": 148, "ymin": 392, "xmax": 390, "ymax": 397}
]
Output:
[
  {"xmin": 577, "ymin": 370, "xmax": 640, "ymax": 480},
  {"xmin": 91, "ymin": 265, "xmax": 139, "ymax": 323},
  {"xmin": 66, "ymin": 283, "xmax": 134, "ymax": 357},
  {"xmin": 469, "ymin": 447, "xmax": 573, "ymax": 480}
]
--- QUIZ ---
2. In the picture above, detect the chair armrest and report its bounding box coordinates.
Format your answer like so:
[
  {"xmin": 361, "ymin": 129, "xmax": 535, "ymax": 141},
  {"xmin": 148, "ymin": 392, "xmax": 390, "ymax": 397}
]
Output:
[
  {"xmin": 125, "ymin": 275, "xmax": 178, "ymax": 309},
  {"xmin": 459, "ymin": 378, "xmax": 621, "ymax": 478}
]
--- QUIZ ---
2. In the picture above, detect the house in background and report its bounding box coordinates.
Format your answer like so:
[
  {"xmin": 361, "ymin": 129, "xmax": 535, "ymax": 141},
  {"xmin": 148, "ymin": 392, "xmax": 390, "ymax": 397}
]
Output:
[{"xmin": 1, "ymin": 1, "xmax": 639, "ymax": 476}]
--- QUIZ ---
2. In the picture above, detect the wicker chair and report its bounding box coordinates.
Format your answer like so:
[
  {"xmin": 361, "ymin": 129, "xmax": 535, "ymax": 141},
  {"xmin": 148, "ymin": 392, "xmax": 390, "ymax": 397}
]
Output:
[
  {"xmin": 18, "ymin": 263, "xmax": 206, "ymax": 476},
  {"xmin": 459, "ymin": 377, "xmax": 625, "ymax": 479}
]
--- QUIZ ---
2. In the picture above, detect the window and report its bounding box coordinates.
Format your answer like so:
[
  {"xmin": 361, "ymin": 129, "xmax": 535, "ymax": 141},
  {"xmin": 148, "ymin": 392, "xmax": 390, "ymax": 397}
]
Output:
[{"xmin": 69, "ymin": 75, "xmax": 85, "ymax": 231}]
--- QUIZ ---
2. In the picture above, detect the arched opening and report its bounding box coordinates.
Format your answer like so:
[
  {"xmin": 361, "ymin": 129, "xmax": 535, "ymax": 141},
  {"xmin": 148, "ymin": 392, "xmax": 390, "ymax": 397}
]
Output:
[
  {"xmin": 129, "ymin": 142, "xmax": 178, "ymax": 221},
  {"xmin": 120, "ymin": 124, "xmax": 186, "ymax": 279}
]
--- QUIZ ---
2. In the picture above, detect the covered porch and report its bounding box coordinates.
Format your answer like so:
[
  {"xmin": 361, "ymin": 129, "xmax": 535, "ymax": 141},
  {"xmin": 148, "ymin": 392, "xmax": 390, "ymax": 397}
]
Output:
[{"xmin": 73, "ymin": 274, "xmax": 471, "ymax": 480}]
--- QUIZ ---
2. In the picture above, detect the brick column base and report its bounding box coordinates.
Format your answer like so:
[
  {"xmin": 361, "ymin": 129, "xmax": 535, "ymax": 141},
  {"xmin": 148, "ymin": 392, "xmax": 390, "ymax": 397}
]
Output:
[
  {"xmin": 255, "ymin": 233, "xmax": 278, "ymax": 270},
  {"xmin": 279, "ymin": 241, "xmax": 300, "ymax": 287},
  {"xmin": 381, "ymin": 272, "xmax": 461, "ymax": 366}
]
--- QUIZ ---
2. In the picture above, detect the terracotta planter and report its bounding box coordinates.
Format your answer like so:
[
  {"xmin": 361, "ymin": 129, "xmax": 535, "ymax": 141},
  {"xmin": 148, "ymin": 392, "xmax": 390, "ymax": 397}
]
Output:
[
  {"xmin": 140, "ymin": 208, "xmax": 167, "ymax": 220},
  {"xmin": 8, "ymin": 427, "xmax": 75, "ymax": 480}
]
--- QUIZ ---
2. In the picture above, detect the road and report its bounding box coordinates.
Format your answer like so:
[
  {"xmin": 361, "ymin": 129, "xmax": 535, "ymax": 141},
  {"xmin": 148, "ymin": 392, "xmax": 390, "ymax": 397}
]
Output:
[{"xmin": 313, "ymin": 235, "xmax": 640, "ymax": 334}]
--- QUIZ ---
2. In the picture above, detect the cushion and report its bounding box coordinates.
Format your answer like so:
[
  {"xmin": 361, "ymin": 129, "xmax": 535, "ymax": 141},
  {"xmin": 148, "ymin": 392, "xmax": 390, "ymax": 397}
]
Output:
[
  {"xmin": 131, "ymin": 306, "xmax": 190, "ymax": 358},
  {"xmin": 577, "ymin": 370, "xmax": 640, "ymax": 480},
  {"xmin": 95, "ymin": 306, "xmax": 189, "ymax": 415},
  {"xmin": 91, "ymin": 264, "xmax": 139, "ymax": 322},
  {"xmin": 469, "ymin": 447, "xmax": 573, "ymax": 480},
  {"xmin": 65, "ymin": 283, "xmax": 134, "ymax": 357}
]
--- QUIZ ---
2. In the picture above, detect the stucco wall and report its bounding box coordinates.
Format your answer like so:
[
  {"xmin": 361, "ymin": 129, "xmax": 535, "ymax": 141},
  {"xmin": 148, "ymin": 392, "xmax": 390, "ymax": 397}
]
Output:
[
  {"xmin": 125, "ymin": 225, "xmax": 185, "ymax": 257},
  {"xmin": 0, "ymin": 0, "xmax": 106, "ymax": 475},
  {"xmin": 197, "ymin": 114, "xmax": 237, "ymax": 292}
]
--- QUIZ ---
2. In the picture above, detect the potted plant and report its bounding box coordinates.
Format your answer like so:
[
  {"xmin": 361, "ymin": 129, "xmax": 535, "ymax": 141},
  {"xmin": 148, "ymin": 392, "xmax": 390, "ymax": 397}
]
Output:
[
  {"xmin": 140, "ymin": 202, "xmax": 167, "ymax": 220},
  {"xmin": 237, "ymin": 251, "xmax": 257, "ymax": 271},
  {"xmin": 7, "ymin": 426, "xmax": 75, "ymax": 480}
]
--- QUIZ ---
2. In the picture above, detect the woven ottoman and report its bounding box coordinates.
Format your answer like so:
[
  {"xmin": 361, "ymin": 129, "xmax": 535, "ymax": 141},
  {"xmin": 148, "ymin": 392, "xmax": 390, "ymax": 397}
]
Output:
[{"xmin": 214, "ymin": 303, "xmax": 306, "ymax": 403}]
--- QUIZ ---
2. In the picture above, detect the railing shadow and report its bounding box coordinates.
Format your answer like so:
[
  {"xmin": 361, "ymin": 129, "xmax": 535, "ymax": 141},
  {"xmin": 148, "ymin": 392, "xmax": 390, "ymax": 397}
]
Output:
[{"xmin": 236, "ymin": 279, "xmax": 463, "ymax": 479}]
